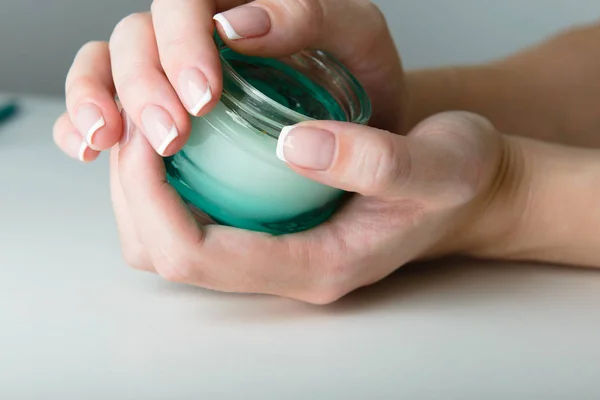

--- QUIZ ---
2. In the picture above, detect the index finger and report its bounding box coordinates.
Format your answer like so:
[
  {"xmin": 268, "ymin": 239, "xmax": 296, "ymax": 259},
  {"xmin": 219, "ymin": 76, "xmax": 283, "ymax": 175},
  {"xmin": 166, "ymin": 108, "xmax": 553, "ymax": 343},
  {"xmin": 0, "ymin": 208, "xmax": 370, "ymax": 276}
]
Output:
[
  {"xmin": 152, "ymin": 0, "xmax": 404, "ymax": 133},
  {"xmin": 150, "ymin": 0, "xmax": 247, "ymax": 118}
]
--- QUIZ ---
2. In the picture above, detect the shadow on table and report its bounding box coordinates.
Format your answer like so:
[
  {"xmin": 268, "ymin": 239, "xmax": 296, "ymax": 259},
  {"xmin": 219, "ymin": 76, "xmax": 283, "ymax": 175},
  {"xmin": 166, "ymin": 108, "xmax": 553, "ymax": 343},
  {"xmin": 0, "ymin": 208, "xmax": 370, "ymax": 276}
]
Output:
[{"xmin": 151, "ymin": 257, "xmax": 596, "ymax": 324}]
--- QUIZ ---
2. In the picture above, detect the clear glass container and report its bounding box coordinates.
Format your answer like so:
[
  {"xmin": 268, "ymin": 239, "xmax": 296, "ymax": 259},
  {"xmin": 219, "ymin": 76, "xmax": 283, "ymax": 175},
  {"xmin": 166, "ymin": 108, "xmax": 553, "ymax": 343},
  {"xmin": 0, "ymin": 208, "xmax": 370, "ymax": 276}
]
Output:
[{"xmin": 165, "ymin": 35, "xmax": 371, "ymax": 235}]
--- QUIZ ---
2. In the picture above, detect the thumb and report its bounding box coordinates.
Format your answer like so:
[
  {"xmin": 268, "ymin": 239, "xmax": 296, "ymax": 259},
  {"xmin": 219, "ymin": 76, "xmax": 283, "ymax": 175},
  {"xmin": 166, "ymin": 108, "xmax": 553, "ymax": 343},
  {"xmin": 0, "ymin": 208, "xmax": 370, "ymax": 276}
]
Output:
[{"xmin": 276, "ymin": 112, "xmax": 500, "ymax": 205}]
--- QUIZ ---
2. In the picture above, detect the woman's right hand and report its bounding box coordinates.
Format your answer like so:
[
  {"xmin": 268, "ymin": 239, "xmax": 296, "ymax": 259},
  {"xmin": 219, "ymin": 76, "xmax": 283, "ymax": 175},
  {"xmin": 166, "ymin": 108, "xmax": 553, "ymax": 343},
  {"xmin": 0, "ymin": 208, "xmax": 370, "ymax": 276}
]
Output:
[{"xmin": 53, "ymin": 0, "xmax": 407, "ymax": 162}]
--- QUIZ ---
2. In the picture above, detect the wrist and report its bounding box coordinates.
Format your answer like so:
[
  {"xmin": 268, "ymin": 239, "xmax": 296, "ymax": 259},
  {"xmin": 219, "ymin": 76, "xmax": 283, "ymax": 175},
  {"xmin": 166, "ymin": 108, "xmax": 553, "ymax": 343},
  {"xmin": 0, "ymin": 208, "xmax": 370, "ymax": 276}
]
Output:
[
  {"xmin": 462, "ymin": 136, "xmax": 600, "ymax": 268},
  {"xmin": 456, "ymin": 135, "xmax": 531, "ymax": 259},
  {"xmin": 432, "ymin": 134, "xmax": 531, "ymax": 259}
]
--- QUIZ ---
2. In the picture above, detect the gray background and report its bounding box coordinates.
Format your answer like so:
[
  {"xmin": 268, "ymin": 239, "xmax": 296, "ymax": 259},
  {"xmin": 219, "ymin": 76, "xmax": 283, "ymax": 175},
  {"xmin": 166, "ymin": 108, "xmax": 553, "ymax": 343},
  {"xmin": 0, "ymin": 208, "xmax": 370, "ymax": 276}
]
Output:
[{"xmin": 1, "ymin": 0, "xmax": 600, "ymax": 95}]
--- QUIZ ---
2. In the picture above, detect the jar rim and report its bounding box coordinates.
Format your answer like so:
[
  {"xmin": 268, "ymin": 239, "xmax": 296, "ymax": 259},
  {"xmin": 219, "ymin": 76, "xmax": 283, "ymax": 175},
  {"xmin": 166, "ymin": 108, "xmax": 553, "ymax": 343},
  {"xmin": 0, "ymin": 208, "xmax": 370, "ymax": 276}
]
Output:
[{"xmin": 213, "ymin": 32, "xmax": 372, "ymax": 136}]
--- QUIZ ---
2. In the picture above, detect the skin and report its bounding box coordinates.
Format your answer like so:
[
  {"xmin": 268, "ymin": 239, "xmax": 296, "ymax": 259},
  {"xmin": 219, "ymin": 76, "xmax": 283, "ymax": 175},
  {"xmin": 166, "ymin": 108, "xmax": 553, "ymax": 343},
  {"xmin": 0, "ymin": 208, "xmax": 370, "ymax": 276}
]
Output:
[
  {"xmin": 53, "ymin": 1, "xmax": 600, "ymax": 304},
  {"xmin": 407, "ymin": 21, "xmax": 600, "ymax": 148}
]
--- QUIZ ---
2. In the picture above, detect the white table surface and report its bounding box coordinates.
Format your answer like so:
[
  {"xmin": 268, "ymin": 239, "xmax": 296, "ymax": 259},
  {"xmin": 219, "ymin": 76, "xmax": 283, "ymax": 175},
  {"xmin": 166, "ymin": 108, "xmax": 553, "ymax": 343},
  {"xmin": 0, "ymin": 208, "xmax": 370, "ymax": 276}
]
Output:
[{"xmin": 2, "ymin": 96, "xmax": 600, "ymax": 399}]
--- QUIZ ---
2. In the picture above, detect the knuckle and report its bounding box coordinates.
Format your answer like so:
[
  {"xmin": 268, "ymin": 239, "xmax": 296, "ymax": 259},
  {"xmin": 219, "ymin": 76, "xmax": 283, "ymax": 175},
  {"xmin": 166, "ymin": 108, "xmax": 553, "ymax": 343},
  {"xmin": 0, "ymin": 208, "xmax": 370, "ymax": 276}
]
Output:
[
  {"xmin": 150, "ymin": 0, "xmax": 184, "ymax": 14},
  {"xmin": 66, "ymin": 41, "xmax": 110, "ymax": 94},
  {"xmin": 372, "ymin": 137, "xmax": 404, "ymax": 194},
  {"xmin": 70, "ymin": 40, "xmax": 108, "ymax": 73},
  {"xmin": 149, "ymin": 0, "xmax": 163, "ymax": 14},
  {"xmin": 452, "ymin": 111, "xmax": 496, "ymax": 133},
  {"xmin": 322, "ymin": 262, "xmax": 348, "ymax": 284},
  {"xmin": 304, "ymin": 255, "xmax": 351, "ymax": 305},
  {"xmin": 65, "ymin": 75, "xmax": 97, "ymax": 100},
  {"xmin": 303, "ymin": 284, "xmax": 347, "ymax": 305},
  {"xmin": 77, "ymin": 40, "xmax": 107, "ymax": 57},
  {"xmin": 122, "ymin": 245, "xmax": 151, "ymax": 271},
  {"xmin": 450, "ymin": 174, "xmax": 480, "ymax": 205},
  {"xmin": 153, "ymin": 251, "xmax": 198, "ymax": 284},
  {"xmin": 413, "ymin": 112, "xmax": 494, "ymax": 140},
  {"xmin": 155, "ymin": 262, "xmax": 187, "ymax": 284},
  {"xmin": 112, "ymin": 66, "xmax": 156, "ymax": 102},
  {"xmin": 355, "ymin": 134, "xmax": 404, "ymax": 195},
  {"xmin": 411, "ymin": 112, "xmax": 496, "ymax": 204},
  {"xmin": 154, "ymin": 36, "xmax": 191, "ymax": 73},
  {"xmin": 290, "ymin": 0, "xmax": 325, "ymax": 33},
  {"xmin": 111, "ymin": 12, "xmax": 150, "ymax": 44},
  {"xmin": 159, "ymin": 34, "xmax": 189, "ymax": 52}
]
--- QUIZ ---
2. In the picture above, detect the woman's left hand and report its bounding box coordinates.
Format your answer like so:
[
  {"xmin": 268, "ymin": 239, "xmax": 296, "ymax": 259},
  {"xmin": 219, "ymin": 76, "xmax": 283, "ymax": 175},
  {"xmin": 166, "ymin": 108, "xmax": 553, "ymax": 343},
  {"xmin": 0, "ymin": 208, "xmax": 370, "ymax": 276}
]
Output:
[{"xmin": 112, "ymin": 111, "xmax": 522, "ymax": 304}]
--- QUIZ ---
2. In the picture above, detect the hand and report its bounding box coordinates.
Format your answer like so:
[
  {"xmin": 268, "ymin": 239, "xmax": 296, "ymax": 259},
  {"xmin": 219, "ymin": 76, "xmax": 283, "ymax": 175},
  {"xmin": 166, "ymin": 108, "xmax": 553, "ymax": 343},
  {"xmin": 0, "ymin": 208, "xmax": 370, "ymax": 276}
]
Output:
[
  {"xmin": 111, "ymin": 111, "xmax": 519, "ymax": 304},
  {"xmin": 53, "ymin": 0, "xmax": 406, "ymax": 162}
]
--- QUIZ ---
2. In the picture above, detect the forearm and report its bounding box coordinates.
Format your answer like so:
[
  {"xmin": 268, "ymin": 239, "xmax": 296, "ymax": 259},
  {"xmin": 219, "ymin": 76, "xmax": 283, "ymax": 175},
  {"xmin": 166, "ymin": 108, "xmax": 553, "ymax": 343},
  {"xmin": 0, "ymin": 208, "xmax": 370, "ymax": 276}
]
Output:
[
  {"xmin": 471, "ymin": 136, "xmax": 600, "ymax": 268},
  {"xmin": 506, "ymin": 138, "xmax": 600, "ymax": 267},
  {"xmin": 405, "ymin": 65, "xmax": 562, "ymax": 143},
  {"xmin": 405, "ymin": 21, "xmax": 600, "ymax": 148}
]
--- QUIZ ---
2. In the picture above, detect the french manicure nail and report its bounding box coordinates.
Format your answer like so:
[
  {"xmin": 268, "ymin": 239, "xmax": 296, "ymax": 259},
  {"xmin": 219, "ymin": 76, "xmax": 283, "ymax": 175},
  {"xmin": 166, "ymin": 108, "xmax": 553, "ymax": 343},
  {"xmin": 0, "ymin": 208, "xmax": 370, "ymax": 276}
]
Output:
[
  {"xmin": 76, "ymin": 103, "xmax": 105, "ymax": 148},
  {"xmin": 78, "ymin": 142, "xmax": 90, "ymax": 163},
  {"xmin": 213, "ymin": 6, "xmax": 271, "ymax": 40},
  {"xmin": 141, "ymin": 105, "xmax": 179, "ymax": 156},
  {"xmin": 119, "ymin": 109, "xmax": 132, "ymax": 147},
  {"xmin": 178, "ymin": 68, "xmax": 212, "ymax": 115},
  {"xmin": 276, "ymin": 126, "xmax": 336, "ymax": 170}
]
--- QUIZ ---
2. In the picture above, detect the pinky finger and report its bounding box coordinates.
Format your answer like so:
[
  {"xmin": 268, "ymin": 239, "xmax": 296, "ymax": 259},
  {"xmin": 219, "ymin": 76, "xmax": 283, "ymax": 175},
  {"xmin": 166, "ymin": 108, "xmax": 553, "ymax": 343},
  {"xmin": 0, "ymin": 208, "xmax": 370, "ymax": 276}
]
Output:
[{"xmin": 53, "ymin": 112, "xmax": 100, "ymax": 163}]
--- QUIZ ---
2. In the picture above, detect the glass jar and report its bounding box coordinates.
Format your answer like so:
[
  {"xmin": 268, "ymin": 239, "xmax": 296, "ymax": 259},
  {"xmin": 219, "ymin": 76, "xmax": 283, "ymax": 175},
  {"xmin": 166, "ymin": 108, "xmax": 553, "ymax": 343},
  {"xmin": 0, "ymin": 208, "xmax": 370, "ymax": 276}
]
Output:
[{"xmin": 165, "ymin": 35, "xmax": 371, "ymax": 235}]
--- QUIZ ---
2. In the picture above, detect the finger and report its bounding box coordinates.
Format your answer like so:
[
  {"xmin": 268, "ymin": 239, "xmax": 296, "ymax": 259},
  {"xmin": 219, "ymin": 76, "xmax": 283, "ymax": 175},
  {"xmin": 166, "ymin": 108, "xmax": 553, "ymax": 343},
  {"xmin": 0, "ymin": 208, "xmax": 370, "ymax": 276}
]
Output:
[
  {"xmin": 213, "ymin": 0, "xmax": 404, "ymax": 131},
  {"xmin": 196, "ymin": 195, "xmax": 418, "ymax": 304},
  {"xmin": 194, "ymin": 222, "xmax": 353, "ymax": 303},
  {"xmin": 276, "ymin": 112, "xmax": 501, "ymax": 206},
  {"xmin": 109, "ymin": 112, "xmax": 154, "ymax": 272},
  {"xmin": 150, "ymin": 0, "xmax": 248, "ymax": 117},
  {"xmin": 110, "ymin": 12, "xmax": 191, "ymax": 157},
  {"xmin": 65, "ymin": 41, "xmax": 122, "ymax": 151},
  {"xmin": 117, "ymin": 121, "xmax": 348, "ymax": 302},
  {"xmin": 117, "ymin": 114, "xmax": 204, "ymax": 279},
  {"xmin": 53, "ymin": 112, "xmax": 100, "ymax": 162}
]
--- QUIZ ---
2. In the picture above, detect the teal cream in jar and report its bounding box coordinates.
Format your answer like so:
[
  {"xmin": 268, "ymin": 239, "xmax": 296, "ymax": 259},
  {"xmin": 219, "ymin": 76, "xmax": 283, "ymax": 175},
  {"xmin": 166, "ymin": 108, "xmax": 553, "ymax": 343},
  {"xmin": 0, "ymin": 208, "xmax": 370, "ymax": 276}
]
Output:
[{"xmin": 165, "ymin": 35, "xmax": 372, "ymax": 235}]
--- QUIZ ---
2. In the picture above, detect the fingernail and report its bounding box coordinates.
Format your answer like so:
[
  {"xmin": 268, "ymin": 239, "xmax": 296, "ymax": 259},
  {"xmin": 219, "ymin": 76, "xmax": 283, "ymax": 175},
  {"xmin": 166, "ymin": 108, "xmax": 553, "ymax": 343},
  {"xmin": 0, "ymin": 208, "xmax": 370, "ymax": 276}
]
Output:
[
  {"xmin": 119, "ymin": 109, "xmax": 132, "ymax": 147},
  {"xmin": 178, "ymin": 68, "xmax": 212, "ymax": 115},
  {"xmin": 75, "ymin": 103, "xmax": 105, "ymax": 149},
  {"xmin": 213, "ymin": 6, "xmax": 271, "ymax": 40},
  {"xmin": 78, "ymin": 142, "xmax": 90, "ymax": 163},
  {"xmin": 276, "ymin": 126, "xmax": 335, "ymax": 170},
  {"xmin": 141, "ymin": 105, "xmax": 179, "ymax": 156}
]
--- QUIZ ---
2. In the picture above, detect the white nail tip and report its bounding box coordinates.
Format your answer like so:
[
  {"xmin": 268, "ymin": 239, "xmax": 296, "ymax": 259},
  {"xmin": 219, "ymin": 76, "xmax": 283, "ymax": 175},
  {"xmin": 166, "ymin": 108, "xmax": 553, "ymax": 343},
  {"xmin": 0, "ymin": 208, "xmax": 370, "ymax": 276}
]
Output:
[
  {"xmin": 190, "ymin": 88, "xmax": 213, "ymax": 115},
  {"xmin": 85, "ymin": 116, "xmax": 106, "ymax": 146},
  {"xmin": 213, "ymin": 13, "xmax": 243, "ymax": 40},
  {"xmin": 276, "ymin": 126, "xmax": 294, "ymax": 162},
  {"xmin": 78, "ymin": 142, "xmax": 88, "ymax": 162},
  {"xmin": 157, "ymin": 125, "xmax": 179, "ymax": 156}
]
